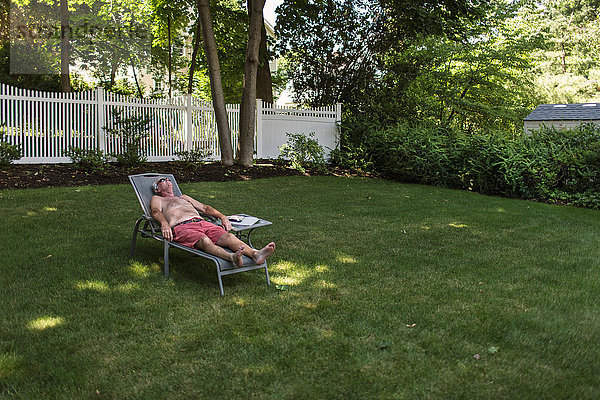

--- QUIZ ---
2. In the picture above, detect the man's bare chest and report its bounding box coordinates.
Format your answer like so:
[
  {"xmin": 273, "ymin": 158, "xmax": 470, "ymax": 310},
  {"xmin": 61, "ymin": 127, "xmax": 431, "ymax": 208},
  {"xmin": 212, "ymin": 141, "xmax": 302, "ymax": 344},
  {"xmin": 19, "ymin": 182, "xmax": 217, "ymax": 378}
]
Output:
[{"xmin": 162, "ymin": 196, "xmax": 196, "ymax": 214}]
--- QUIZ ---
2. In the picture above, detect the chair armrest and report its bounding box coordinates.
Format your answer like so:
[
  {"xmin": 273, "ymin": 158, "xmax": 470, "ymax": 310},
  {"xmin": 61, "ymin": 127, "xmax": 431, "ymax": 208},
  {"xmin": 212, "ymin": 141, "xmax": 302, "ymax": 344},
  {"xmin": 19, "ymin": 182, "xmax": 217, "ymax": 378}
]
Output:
[{"xmin": 199, "ymin": 212, "xmax": 220, "ymax": 225}]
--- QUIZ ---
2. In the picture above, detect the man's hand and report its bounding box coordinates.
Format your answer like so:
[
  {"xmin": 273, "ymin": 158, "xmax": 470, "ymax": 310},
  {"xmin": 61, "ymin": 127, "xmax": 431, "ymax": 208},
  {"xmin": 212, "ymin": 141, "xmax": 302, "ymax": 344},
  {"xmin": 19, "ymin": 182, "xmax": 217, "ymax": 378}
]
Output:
[
  {"xmin": 161, "ymin": 223, "xmax": 173, "ymax": 241},
  {"xmin": 221, "ymin": 216, "xmax": 232, "ymax": 232}
]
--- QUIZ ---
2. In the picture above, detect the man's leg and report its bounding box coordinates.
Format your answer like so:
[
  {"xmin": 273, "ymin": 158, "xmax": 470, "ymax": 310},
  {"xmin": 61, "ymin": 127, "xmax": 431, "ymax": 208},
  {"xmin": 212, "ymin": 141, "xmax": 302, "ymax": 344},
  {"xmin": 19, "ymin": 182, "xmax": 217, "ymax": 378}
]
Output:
[
  {"xmin": 194, "ymin": 236, "xmax": 244, "ymax": 267},
  {"xmin": 216, "ymin": 233, "xmax": 276, "ymax": 264}
]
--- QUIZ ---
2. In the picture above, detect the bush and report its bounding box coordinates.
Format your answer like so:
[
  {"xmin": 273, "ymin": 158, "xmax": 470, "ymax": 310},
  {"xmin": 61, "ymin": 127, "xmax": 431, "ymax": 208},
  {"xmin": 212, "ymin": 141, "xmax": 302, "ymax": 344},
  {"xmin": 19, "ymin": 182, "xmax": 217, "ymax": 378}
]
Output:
[
  {"xmin": 105, "ymin": 110, "xmax": 151, "ymax": 166},
  {"xmin": 0, "ymin": 129, "xmax": 21, "ymax": 166},
  {"xmin": 338, "ymin": 121, "xmax": 600, "ymax": 208},
  {"xmin": 174, "ymin": 148, "xmax": 211, "ymax": 165},
  {"xmin": 279, "ymin": 132, "xmax": 326, "ymax": 173},
  {"xmin": 64, "ymin": 147, "xmax": 109, "ymax": 172}
]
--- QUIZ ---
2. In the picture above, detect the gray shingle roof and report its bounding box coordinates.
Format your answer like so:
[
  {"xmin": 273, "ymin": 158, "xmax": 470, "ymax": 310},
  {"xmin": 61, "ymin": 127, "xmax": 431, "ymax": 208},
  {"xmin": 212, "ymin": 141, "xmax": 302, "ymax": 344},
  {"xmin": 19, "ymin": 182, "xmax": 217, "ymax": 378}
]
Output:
[{"xmin": 524, "ymin": 103, "xmax": 600, "ymax": 121}]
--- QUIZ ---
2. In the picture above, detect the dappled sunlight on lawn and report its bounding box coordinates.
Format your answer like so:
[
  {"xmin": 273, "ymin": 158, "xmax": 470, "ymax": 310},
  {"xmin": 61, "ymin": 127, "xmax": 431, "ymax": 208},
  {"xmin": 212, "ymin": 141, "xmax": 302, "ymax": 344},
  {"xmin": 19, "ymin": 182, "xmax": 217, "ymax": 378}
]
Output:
[
  {"xmin": 21, "ymin": 206, "xmax": 59, "ymax": 218},
  {"xmin": 129, "ymin": 260, "xmax": 159, "ymax": 278},
  {"xmin": 27, "ymin": 316, "xmax": 64, "ymax": 331},
  {"xmin": 72, "ymin": 261, "xmax": 161, "ymax": 293},
  {"xmin": 116, "ymin": 282, "xmax": 141, "ymax": 293},
  {"xmin": 76, "ymin": 280, "xmax": 110, "ymax": 292},
  {"xmin": 270, "ymin": 259, "xmax": 334, "ymax": 289},
  {"xmin": 75, "ymin": 279, "xmax": 141, "ymax": 293},
  {"xmin": 335, "ymin": 254, "xmax": 357, "ymax": 264},
  {"xmin": 448, "ymin": 222, "xmax": 469, "ymax": 228}
]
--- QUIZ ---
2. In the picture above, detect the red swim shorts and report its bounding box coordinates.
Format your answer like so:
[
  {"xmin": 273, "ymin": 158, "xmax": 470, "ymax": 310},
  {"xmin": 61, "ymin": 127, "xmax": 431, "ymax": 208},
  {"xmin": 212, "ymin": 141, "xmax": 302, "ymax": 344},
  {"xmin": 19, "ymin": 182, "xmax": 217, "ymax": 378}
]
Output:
[{"xmin": 172, "ymin": 220, "xmax": 227, "ymax": 248}]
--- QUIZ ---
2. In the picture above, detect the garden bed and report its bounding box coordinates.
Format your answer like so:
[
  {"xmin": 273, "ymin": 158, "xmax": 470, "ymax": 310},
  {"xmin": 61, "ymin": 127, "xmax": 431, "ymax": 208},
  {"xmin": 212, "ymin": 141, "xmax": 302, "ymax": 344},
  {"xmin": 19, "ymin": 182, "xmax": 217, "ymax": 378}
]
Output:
[{"xmin": 0, "ymin": 160, "xmax": 332, "ymax": 190}]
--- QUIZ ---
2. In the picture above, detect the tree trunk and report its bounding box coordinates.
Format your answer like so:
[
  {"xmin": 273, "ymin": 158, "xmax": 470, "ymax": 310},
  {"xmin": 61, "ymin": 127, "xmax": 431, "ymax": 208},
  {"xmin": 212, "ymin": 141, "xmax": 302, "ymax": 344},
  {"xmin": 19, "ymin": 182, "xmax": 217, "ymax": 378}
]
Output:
[
  {"xmin": 168, "ymin": 16, "xmax": 173, "ymax": 98},
  {"xmin": 130, "ymin": 56, "xmax": 143, "ymax": 98},
  {"xmin": 238, "ymin": 0, "xmax": 266, "ymax": 167},
  {"xmin": 256, "ymin": 16, "xmax": 273, "ymax": 103},
  {"xmin": 561, "ymin": 42, "xmax": 567, "ymax": 73},
  {"xmin": 109, "ymin": 53, "xmax": 119, "ymax": 90},
  {"xmin": 188, "ymin": 15, "xmax": 202, "ymax": 94},
  {"xmin": 198, "ymin": 0, "xmax": 234, "ymax": 166},
  {"xmin": 60, "ymin": 0, "xmax": 70, "ymax": 92}
]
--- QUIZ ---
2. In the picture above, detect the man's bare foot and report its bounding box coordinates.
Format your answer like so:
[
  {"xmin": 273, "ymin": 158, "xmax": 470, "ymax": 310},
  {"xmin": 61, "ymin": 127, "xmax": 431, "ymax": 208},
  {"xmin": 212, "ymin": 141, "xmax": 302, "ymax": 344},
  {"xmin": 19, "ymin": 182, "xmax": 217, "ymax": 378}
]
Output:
[
  {"xmin": 254, "ymin": 242, "xmax": 275, "ymax": 264},
  {"xmin": 231, "ymin": 246, "xmax": 244, "ymax": 267}
]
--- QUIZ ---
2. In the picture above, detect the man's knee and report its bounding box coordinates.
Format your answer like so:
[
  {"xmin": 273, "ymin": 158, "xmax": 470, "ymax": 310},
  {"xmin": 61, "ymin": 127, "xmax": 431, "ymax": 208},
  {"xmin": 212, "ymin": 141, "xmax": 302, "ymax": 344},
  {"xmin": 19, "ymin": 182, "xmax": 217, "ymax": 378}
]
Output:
[
  {"xmin": 193, "ymin": 236, "xmax": 211, "ymax": 250},
  {"xmin": 216, "ymin": 232, "xmax": 236, "ymax": 246}
]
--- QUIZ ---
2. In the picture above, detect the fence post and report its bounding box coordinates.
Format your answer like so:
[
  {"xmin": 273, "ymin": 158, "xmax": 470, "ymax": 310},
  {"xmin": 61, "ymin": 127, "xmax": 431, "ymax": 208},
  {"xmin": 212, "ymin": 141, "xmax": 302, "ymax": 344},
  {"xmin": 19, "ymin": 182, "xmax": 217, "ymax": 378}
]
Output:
[
  {"xmin": 185, "ymin": 94, "xmax": 193, "ymax": 153},
  {"xmin": 335, "ymin": 103, "xmax": 342, "ymax": 150},
  {"xmin": 255, "ymin": 98, "xmax": 263, "ymax": 159},
  {"xmin": 96, "ymin": 87, "xmax": 106, "ymax": 152}
]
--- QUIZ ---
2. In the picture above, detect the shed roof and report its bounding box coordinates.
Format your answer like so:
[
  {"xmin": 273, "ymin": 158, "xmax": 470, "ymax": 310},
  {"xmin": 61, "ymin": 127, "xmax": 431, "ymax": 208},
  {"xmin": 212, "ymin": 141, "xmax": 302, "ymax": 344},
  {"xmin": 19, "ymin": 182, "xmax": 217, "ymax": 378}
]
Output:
[{"xmin": 524, "ymin": 103, "xmax": 600, "ymax": 121}]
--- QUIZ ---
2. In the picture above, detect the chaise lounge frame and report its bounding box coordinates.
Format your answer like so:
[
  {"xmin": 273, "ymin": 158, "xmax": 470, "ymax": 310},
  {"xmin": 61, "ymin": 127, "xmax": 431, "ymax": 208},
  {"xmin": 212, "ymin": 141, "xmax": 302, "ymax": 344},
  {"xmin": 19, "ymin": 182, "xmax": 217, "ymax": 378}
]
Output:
[{"xmin": 128, "ymin": 173, "xmax": 270, "ymax": 295}]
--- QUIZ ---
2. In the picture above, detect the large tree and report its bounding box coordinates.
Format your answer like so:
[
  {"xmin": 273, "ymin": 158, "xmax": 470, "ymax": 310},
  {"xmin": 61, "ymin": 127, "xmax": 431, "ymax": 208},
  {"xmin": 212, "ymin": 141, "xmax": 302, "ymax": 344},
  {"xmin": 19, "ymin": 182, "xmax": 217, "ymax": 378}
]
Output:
[
  {"xmin": 255, "ymin": 12, "xmax": 273, "ymax": 103},
  {"xmin": 188, "ymin": 0, "xmax": 248, "ymax": 103},
  {"xmin": 197, "ymin": 0, "xmax": 234, "ymax": 165},
  {"xmin": 237, "ymin": 0, "xmax": 266, "ymax": 167},
  {"xmin": 60, "ymin": 0, "xmax": 70, "ymax": 92}
]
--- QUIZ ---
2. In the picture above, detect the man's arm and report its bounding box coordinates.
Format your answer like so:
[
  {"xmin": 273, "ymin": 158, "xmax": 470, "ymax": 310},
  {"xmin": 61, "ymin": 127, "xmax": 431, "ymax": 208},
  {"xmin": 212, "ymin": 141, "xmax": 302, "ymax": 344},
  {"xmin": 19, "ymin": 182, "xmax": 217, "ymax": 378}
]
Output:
[
  {"xmin": 150, "ymin": 195, "xmax": 173, "ymax": 241},
  {"xmin": 181, "ymin": 195, "xmax": 232, "ymax": 231}
]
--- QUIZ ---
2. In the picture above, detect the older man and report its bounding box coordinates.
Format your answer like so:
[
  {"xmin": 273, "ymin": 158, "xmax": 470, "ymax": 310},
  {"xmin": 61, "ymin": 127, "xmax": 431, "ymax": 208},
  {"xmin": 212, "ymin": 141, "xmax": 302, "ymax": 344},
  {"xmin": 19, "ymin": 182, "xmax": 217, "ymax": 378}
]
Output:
[{"xmin": 150, "ymin": 177, "xmax": 275, "ymax": 267}]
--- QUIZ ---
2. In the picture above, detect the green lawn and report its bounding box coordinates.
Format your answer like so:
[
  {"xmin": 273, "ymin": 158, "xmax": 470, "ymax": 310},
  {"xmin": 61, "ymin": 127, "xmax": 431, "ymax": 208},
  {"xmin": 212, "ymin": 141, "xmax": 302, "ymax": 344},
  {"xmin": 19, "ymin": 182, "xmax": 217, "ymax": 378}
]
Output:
[{"xmin": 1, "ymin": 176, "xmax": 599, "ymax": 399}]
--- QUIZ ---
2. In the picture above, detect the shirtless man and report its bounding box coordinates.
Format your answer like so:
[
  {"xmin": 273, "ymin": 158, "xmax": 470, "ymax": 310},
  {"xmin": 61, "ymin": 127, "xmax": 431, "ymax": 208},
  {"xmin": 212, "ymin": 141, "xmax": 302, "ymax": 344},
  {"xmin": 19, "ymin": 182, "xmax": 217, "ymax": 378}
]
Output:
[{"xmin": 150, "ymin": 177, "xmax": 275, "ymax": 267}]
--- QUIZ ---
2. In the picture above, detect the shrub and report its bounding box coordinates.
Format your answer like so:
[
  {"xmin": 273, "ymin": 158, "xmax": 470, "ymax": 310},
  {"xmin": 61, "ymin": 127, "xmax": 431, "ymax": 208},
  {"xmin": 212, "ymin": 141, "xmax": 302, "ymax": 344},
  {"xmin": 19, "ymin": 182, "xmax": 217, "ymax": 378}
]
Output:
[
  {"xmin": 338, "ymin": 121, "xmax": 600, "ymax": 208},
  {"xmin": 105, "ymin": 110, "xmax": 151, "ymax": 166},
  {"xmin": 174, "ymin": 148, "xmax": 211, "ymax": 165},
  {"xmin": 279, "ymin": 132, "xmax": 326, "ymax": 173},
  {"xmin": 64, "ymin": 147, "xmax": 109, "ymax": 172},
  {"xmin": 0, "ymin": 128, "xmax": 21, "ymax": 166}
]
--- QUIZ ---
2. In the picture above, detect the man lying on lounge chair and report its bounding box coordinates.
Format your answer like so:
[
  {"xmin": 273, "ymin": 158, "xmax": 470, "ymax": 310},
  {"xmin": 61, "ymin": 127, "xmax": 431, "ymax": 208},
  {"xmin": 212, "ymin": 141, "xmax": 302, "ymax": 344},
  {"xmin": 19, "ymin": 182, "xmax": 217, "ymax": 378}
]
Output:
[{"xmin": 150, "ymin": 177, "xmax": 275, "ymax": 267}]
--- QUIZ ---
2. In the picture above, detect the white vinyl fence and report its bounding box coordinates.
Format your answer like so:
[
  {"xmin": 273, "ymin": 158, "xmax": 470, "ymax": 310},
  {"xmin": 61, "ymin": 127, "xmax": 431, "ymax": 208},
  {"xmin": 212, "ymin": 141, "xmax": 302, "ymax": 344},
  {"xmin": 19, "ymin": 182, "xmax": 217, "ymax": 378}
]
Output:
[{"xmin": 0, "ymin": 84, "xmax": 341, "ymax": 164}]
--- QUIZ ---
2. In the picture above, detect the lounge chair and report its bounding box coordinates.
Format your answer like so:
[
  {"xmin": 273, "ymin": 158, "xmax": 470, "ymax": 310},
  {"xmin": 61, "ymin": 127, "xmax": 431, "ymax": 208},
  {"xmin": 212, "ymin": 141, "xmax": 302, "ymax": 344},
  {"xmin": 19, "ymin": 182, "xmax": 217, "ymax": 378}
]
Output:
[{"xmin": 128, "ymin": 173, "xmax": 271, "ymax": 295}]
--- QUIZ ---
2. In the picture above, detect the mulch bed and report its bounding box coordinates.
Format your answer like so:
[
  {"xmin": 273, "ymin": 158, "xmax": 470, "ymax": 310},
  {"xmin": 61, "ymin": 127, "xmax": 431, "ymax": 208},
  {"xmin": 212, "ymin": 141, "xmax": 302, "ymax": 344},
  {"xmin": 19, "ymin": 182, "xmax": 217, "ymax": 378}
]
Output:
[{"xmin": 0, "ymin": 160, "xmax": 368, "ymax": 190}]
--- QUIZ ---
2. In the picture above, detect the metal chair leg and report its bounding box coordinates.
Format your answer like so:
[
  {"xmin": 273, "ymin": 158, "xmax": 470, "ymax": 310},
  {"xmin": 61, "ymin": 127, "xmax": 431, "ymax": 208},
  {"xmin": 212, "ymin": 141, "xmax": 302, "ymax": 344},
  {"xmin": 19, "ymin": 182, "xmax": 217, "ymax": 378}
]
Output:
[
  {"xmin": 130, "ymin": 218, "xmax": 144, "ymax": 258},
  {"xmin": 217, "ymin": 266, "xmax": 225, "ymax": 296},
  {"xmin": 163, "ymin": 240, "xmax": 170, "ymax": 277},
  {"xmin": 265, "ymin": 265, "xmax": 271, "ymax": 286}
]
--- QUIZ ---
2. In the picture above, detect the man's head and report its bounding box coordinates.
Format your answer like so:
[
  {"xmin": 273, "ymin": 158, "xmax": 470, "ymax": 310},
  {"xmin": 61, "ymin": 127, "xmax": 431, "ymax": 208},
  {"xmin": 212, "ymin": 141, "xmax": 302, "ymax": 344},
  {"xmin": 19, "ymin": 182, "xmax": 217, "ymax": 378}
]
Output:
[{"xmin": 153, "ymin": 177, "xmax": 172, "ymax": 196}]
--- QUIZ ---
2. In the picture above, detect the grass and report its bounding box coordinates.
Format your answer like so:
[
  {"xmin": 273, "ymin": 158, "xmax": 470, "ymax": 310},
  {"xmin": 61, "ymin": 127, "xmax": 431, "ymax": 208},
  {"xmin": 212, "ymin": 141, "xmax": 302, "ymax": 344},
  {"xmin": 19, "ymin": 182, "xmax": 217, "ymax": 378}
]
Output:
[{"xmin": 1, "ymin": 175, "xmax": 600, "ymax": 399}]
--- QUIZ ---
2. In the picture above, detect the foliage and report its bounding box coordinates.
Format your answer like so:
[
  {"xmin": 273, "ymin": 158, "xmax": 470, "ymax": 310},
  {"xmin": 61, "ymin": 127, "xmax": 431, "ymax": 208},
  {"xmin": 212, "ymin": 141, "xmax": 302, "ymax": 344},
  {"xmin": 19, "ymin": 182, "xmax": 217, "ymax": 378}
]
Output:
[
  {"xmin": 397, "ymin": 33, "xmax": 536, "ymax": 134},
  {"xmin": 63, "ymin": 147, "xmax": 109, "ymax": 172},
  {"xmin": 75, "ymin": 0, "xmax": 153, "ymax": 94},
  {"xmin": 515, "ymin": 0, "xmax": 600, "ymax": 103},
  {"xmin": 174, "ymin": 148, "xmax": 211, "ymax": 165},
  {"xmin": 148, "ymin": 0, "xmax": 248, "ymax": 101},
  {"xmin": 276, "ymin": 0, "xmax": 537, "ymax": 133},
  {"xmin": 105, "ymin": 109, "xmax": 151, "ymax": 166},
  {"xmin": 339, "ymin": 121, "xmax": 600, "ymax": 208},
  {"xmin": 275, "ymin": 0, "xmax": 376, "ymax": 107},
  {"xmin": 2, "ymin": 0, "xmax": 152, "ymax": 94},
  {"xmin": 278, "ymin": 132, "xmax": 326, "ymax": 172},
  {"xmin": 150, "ymin": 0, "xmax": 192, "ymax": 97},
  {"xmin": 0, "ymin": 130, "xmax": 21, "ymax": 166}
]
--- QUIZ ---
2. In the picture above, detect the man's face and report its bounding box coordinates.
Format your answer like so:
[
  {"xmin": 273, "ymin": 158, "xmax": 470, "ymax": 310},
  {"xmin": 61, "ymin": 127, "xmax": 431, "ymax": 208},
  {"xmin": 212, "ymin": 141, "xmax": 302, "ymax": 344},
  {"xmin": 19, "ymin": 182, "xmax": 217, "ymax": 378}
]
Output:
[{"xmin": 156, "ymin": 178, "xmax": 172, "ymax": 195}]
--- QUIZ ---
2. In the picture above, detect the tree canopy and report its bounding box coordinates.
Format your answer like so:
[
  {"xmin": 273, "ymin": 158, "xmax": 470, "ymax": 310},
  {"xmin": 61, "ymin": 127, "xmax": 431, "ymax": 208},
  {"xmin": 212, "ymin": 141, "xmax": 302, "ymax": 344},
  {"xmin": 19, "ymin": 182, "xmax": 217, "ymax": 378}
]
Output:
[{"xmin": 275, "ymin": 0, "xmax": 599, "ymax": 133}]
